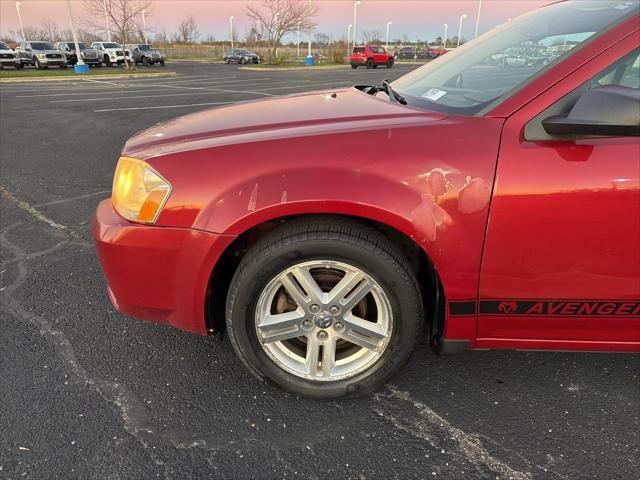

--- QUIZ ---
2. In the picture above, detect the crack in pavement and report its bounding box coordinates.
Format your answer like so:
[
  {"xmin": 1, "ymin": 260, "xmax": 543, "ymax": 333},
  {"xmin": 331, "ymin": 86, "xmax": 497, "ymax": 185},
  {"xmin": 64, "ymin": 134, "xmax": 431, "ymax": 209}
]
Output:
[
  {"xmin": 0, "ymin": 224, "xmax": 164, "ymax": 468},
  {"xmin": 373, "ymin": 385, "xmax": 531, "ymax": 480}
]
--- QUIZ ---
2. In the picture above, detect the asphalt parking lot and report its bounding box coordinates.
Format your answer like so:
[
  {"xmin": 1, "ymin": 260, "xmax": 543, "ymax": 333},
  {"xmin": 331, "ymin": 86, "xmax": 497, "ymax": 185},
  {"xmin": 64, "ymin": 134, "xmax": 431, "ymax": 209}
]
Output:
[{"xmin": 1, "ymin": 62, "xmax": 638, "ymax": 480}]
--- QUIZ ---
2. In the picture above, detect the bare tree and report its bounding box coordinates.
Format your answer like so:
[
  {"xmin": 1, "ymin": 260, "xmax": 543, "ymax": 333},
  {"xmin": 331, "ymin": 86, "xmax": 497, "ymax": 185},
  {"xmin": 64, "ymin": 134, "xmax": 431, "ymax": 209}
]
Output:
[
  {"xmin": 313, "ymin": 32, "xmax": 330, "ymax": 46},
  {"xmin": 176, "ymin": 16, "xmax": 200, "ymax": 44},
  {"xmin": 41, "ymin": 20, "xmax": 61, "ymax": 42},
  {"xmin": 84, "ymin": 0, "xmax": 151, "ymax": 68},
  {"xmin": 361, "ymin": 29, "xmax": 383, "ymax": 44},
  {"xmin": 246, "ymin": 0, "xmax": 317, "ymax": 58}
]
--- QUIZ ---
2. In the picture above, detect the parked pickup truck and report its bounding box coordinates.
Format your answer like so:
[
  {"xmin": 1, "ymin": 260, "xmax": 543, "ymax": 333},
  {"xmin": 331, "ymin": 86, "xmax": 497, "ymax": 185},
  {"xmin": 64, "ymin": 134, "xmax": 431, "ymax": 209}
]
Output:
[
  {"xmin": 0, "ymin": 41, "xmax": 22, "ymax": 69},
  {"xmin": 16, "ymin": 41, "xmax": 67, "ymax": 69},
  {"xmin": 55, "ymin": 41, "xmax": 102, "ymax": 66},
  {"xmin": 130, "ymin": 44, "xmax": 166, "ymax": 66},
  {"xmin": 91, "ymin": 42, "xmax": 130, "ymax": 66}
]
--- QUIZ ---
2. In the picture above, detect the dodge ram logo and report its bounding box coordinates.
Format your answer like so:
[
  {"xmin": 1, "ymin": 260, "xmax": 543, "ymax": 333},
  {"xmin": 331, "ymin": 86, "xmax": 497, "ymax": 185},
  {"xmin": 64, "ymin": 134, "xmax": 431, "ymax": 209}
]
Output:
[{"xmin": 498, "ymin": 301, "xmax": 518, "ymax": 314}]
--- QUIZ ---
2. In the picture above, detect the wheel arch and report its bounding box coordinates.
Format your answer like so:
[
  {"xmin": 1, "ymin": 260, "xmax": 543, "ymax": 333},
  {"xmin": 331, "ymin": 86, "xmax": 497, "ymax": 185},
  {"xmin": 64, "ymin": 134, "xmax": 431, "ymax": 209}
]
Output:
[{"xmin": 206, "ymin": 212, "xmax": 446, "ymax": 349}]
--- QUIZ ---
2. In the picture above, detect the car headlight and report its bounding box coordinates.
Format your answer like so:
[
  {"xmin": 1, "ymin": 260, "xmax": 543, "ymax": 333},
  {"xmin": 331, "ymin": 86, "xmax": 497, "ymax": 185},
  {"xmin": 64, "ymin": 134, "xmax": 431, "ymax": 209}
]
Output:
[
  {"xmin": 37, "ymin": 53, "xmax": 46, "ymax": 59},
  {"xmin": 112, "ymin": 157, "xmax": 172, "ymax": 224}
]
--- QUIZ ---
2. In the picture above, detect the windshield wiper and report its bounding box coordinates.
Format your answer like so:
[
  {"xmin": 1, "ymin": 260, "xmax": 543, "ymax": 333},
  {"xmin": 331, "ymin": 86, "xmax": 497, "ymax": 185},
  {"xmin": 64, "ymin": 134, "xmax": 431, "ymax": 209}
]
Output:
[{"xmin": 368, "ymin": 79, "xmax": 407, "ymax": 105}]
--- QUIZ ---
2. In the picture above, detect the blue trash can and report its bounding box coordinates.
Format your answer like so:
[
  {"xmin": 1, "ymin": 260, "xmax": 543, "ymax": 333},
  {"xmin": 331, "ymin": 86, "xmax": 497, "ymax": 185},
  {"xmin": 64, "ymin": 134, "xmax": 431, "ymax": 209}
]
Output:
[
  {"xmin": 74, "ymin": 64, "xmax": 89, "ymax": 74},
  {"xmin": 305, "ymin": 56, "xmax": 315, "ymax": 66}
]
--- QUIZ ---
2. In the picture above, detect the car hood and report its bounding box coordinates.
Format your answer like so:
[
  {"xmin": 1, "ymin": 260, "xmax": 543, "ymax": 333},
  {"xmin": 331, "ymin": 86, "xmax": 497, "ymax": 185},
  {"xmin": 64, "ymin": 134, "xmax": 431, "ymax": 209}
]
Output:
[
  {"xmin": 0, "ymin": 49, "xmax": 14, "ymax": 54},
  {"xmin": 122, "ymin": 87, "xmax": 448, "ymax": 159}
]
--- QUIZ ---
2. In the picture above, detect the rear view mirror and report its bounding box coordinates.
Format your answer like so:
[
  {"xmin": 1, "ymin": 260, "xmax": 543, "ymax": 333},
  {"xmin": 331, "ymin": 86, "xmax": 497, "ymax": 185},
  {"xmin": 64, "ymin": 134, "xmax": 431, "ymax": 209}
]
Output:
[{"xmin": 542, "ymin": 85, "xmax": 640, "ymax": 137}]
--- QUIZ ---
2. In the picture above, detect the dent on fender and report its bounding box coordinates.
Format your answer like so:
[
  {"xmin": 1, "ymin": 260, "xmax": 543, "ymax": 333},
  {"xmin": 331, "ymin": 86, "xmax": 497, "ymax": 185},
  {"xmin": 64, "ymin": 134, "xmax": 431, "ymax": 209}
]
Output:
[{"xmin": 410, "ymin": 168, "xmax": 491, "ymax": 242}]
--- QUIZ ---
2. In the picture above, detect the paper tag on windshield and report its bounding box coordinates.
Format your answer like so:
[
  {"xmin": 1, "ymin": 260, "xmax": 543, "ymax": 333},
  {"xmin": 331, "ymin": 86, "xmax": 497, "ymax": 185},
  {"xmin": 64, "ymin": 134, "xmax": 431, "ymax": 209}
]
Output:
[{"xmin": 421, "ymin": 88, "xmax": 447, "ymax": 101}]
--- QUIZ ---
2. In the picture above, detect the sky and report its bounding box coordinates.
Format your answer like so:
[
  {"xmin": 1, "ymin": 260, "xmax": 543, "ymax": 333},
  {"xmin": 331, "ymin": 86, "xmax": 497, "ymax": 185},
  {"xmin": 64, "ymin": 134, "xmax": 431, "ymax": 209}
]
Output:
[{"xmin": 0, "ymin": 0, "xmax": 551, "ymax": 43}]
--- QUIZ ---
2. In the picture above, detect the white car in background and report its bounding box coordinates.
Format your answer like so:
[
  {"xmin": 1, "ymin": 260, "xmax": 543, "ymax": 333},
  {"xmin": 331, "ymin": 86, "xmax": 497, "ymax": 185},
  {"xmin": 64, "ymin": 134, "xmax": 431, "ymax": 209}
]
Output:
[
  {"xmin": 0, "ymin": 41, "xmax": 22, "ymax": 69},
  {"xmin": 91, "ymin": 41, "xmax": 131, "ymax": 66}
]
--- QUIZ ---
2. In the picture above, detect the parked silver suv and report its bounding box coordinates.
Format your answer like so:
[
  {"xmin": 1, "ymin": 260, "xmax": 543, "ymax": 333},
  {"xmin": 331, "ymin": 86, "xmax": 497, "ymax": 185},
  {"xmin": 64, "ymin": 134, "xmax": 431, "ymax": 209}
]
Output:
[
  {"xmin": 16, "ymin": 41, "xmax": 67, "ymax": 69},
  {"xmin": 130, "ymin": 44, "xmax": 166, "ymax": 66}
]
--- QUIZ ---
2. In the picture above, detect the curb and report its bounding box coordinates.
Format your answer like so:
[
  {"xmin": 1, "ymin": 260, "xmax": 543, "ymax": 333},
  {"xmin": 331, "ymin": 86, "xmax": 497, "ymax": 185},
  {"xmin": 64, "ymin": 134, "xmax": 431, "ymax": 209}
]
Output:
[
  {"xmin": 166, "ymin": 59, "xmax": 223, "ymax": 63},
  {"xmin": 0, "ymin": 71, "xmax": 178, "ymax": 83},
  {"xmin": 239, "ymin": 64, "xmax": 351, "ymax": 72}
]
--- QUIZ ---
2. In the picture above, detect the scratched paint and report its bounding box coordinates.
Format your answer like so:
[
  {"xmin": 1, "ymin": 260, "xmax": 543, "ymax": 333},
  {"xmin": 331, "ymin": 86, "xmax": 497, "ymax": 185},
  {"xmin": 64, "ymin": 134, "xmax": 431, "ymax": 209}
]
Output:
[{"xmin": 247, "ymin": 183, "xmax": 259, "ymax": 212}]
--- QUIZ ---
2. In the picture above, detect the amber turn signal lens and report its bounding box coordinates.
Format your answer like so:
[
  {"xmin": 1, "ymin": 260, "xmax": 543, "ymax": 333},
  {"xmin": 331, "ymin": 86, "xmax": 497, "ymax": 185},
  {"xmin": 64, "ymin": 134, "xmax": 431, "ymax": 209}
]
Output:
[{"xmin": 112, "ymin": 156, "xmax": 172, "ymax": 224}]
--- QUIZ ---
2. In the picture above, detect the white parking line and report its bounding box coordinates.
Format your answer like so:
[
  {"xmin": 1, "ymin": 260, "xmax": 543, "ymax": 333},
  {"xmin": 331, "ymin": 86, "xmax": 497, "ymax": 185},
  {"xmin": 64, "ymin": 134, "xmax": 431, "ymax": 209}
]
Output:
[
  {"xmin": 33, "ymin": 190, "xmax": 112, "ymax": 208},
  {"xmin": 94, "ymin": 100, "xmax": 241, "ymax": 112},
  {"xmin": 50, "ymin": 80, "xmax": 323, "ymax": 103},
  {"xmin": 81, "ymin": 78, "xmax": 120, "ymax": 86}
]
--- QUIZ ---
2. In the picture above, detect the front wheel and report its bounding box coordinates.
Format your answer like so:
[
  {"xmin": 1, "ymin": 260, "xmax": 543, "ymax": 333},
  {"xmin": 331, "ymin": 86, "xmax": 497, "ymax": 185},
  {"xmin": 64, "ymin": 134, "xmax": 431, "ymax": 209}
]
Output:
[
  {"xmin": 226, "ymin": 218, "xmax": 422, "ymax": 399},
  {"xmin": 365, "ymin": 58, "xmax": 374, "ymax": 69},
  {"xmin": 35, "ymin": 58, "xmax": 43, "ymax": 70},
  {"xmin": 351, "ymin": 64, "xmax": 358, "ymax": 69},
  {"xmin": 387, "ymin": 58, "xmax": 394, "ymax": 68},
  {"xmin": 142, "ymin": 56, "xmax": 149, "ymax": 66},
  {"xmin": 160, "ymin": 60, "xmax": 165, "ymax": 66}
]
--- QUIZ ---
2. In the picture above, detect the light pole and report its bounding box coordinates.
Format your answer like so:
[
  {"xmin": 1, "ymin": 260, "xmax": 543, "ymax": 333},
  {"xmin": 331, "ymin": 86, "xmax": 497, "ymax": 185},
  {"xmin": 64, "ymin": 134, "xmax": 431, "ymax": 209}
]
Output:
[
  {"xmin": 352, "ymin": 1, "xmax": 360, "ymax": 47},
  {"xmin": 347, "ymin": 23, "xmax": 352, "ymax": 56},
  {"xmin": 141, "ymin": 9, "xmax": 147, "ymax": 44},
  {"xmin": 297, "ymin": 21, "xmax": 301, "ymax": 57},
  {"xmin": 15, "ymin": 2, "xmax": 25, "ymax": 41},
  {"xmin": 443, "ymin": 23, "xmax": 448, "ymax": 50},
  {"xmin": 65, "ymin": 0, "xmax": 85, "ymax": 71},
  {"xmin": 102, "ymin": 0, "xmax": 111, "ymax": 42},
  {"xmin": 457, "ymin": 14, "xmax": 466, "ymax": 47},
  {"xmin": 229, "ymin": 16, "xmax": 234, "ymax": 50},
  {"xmin": 385, "ymin": 21, "xmax": 392, "ymax": 50},
  {"xmin": 474, "ymin": 0, "xmax": 482, "ymax": 38}
]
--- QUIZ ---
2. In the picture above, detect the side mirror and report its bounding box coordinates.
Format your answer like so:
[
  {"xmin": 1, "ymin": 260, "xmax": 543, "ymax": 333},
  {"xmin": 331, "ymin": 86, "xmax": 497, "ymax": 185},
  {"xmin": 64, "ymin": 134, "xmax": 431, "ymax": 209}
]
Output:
[{"xmin": 542, "ymin": 85, "xmax": 640, "ymax": 137}]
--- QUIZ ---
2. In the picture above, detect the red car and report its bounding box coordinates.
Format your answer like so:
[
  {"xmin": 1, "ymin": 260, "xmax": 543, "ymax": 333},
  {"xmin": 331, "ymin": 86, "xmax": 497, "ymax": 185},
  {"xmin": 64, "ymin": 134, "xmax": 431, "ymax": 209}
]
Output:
[
  {"xmin": 94, "ymin": 0, "xmax": 640, "ymax": 399},
  {"xmin": 350, "ymin": 45, "xmax": 394, "ymax": 69},
  {"xmin": 428, "ymin": 47, "xmax": 448, "ymax": 58}
]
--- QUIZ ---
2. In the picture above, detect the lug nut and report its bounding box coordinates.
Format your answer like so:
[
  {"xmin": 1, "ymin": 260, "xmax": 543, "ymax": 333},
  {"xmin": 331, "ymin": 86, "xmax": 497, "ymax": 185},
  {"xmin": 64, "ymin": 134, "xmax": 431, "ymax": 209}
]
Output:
[
  {"xmin": 302, "ymin": 319, "xmax": 313, "ymax": 329},
  {"xmin": 310, "ymin": 304, "xmax": 320, "ymax": 313},
  {"xmin": 329, "ymin": 305, "xmax": 340, "ymax": 315},
  {"xmin": 317, "ymin": 330, "xmax": 328, "ymax": 340},
  {"xmin": 334, "ymin": 322, "xmax": 344, "ymax": 330}
]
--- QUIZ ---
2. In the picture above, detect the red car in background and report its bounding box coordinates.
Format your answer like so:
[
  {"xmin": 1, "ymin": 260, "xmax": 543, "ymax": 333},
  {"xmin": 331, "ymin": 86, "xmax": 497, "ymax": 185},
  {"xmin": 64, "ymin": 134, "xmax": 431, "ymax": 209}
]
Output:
[
  {"xmin": 350, "ymin": 45, "xmax": 395, "ymax": 69},
  {"xmin": 94, "ymin": 0, "xmax": 639, "ymax": 399},
  {"xmin": 428, "ymin": 47, "xmax": 448, "ymax": 58}
]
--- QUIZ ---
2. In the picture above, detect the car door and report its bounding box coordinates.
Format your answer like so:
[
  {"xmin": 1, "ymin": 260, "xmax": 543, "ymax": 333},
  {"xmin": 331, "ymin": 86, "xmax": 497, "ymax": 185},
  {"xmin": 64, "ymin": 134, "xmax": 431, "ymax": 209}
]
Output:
[{"xmin": 479, "ymin": 37, "xmax": 640, "ymax": 346}]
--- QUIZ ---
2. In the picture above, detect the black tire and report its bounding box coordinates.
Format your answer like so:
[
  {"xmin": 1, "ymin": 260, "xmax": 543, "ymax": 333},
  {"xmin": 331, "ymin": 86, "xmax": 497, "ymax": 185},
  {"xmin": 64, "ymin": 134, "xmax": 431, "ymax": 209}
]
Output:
[
  {"xmin": 226, "ymin": 217, "xmax": 423, "ymax": 399},
  {"xmin": 225, "ymin": 57, "xmax": 230, "ymax": 64},
  {"xmin": 35, "ymin": 58, "xmax": 43, "ymax": 70},
  {"xmin": 60, "ymin": 64, "xmax": 67, "ymax": 69},
  {"xmin": 387, "ymin": 58, "xmax": 394, "ymax": 68},
  {"xmin": 160, "ymin": 60, "xmax": 165, "ymax": 66},
  {"xmin": 142, "ymin": 56, "xmax": 149, "ymax": 66},
  {"xmin": 240, "ymin": 57, "xmax": 246, "ymax": 64},
  {"xmin": 104, "ymin": 55, "xmax": 111, "ymax": 67},
  {"xmin": 16, "ymin": 63, "xmax": 24, "ymax": 70},
  {"xmin": 351, "ymin": 64, "xmax": 358, "ymax": 69},
  {"xmin": 366, "ymin": 58, "xmax": 374, "ymax": 69}
]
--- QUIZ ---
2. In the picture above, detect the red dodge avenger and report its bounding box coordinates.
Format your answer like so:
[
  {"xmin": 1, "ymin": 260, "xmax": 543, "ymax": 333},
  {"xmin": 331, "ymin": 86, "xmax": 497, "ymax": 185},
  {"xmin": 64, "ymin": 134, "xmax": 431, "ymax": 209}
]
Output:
[{"xmin": 93, "ymin": 1, "xmax": 640, "ymax": 398}]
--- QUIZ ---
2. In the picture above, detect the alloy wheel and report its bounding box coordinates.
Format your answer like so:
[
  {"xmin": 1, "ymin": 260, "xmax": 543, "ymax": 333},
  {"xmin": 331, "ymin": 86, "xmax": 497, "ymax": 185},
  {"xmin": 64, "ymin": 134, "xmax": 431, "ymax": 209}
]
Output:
[{"xmin": 254, "ymin": 260, "xmax": 393, "ymax": 382}]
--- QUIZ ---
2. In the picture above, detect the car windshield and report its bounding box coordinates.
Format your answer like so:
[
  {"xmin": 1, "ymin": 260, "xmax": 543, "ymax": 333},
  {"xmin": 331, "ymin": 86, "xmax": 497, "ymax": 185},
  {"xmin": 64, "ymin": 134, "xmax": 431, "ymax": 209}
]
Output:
[
  {"xmin": 31, "ymin": 42, "xmax": 54, "ymax": 50},
  {"xmin": 353, "ymin": 47, "xmax": 365, "ymax": 53},
  {"xmin": 102, "ymin": 43, "xmax": 121, "ymax": 49},
  {"xmin": 391, "ymin": 0, "xmax": 639, "ymax": 115},
  {"xmin": 65, "ymin": 42, "xmax": 86, "ymax": 50},
  {"xmin": 138, "ymin": 45, "xmax": 152, "ymax": 51},
  {"xmin": 0, "ymin": 41, "xmax": 9, "ymax": 50}
]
